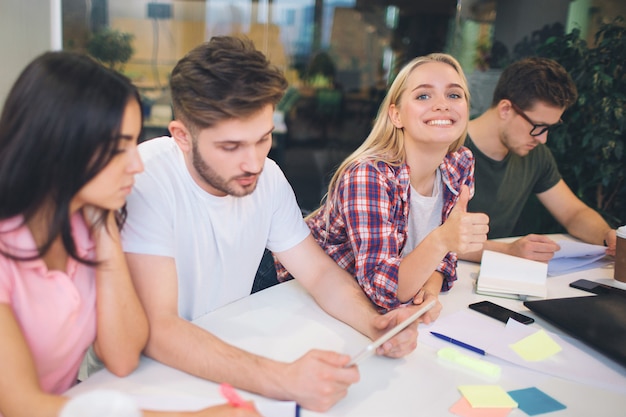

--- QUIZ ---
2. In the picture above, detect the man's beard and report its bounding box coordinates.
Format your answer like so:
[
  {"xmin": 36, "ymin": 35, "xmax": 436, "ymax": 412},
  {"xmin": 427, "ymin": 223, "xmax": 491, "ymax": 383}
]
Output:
[{"xmin": 191, "ymin": 139, "xmax": 260, "ymax": 197}]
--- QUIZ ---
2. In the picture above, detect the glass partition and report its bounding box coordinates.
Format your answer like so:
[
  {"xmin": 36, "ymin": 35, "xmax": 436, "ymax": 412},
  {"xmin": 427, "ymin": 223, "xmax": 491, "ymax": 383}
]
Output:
[
  {"xmin": 61, "ymin": 0, "xmax": 625, "ymax": 211},
  {"xmin": 62, "ymin": 0, "xmax": 461, "ymax": 145}
]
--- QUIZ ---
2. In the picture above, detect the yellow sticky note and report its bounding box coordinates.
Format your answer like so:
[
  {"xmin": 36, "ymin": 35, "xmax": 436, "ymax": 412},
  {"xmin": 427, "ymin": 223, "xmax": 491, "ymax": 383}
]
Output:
[
  {"xmin": 509, "ymin": 329, "xmax": 562, "ymax": 361},
  {"xmin": 458, "ymin": 385, "xmax": 518, "ymax": 408}
]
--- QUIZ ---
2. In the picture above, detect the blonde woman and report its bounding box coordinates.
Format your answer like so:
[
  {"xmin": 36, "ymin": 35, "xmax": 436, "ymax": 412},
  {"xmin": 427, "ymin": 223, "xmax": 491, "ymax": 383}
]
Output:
[{"xmin": 280, "ymin": 54, "xmax": 489, "ymax": 318}]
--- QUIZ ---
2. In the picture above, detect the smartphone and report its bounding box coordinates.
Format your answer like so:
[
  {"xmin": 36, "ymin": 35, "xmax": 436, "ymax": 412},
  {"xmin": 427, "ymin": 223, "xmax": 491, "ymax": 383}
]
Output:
[
  {"xmin": 569, "ymin": 279, "xmax": 626, "ymax": 297},
  {"xmin": 468, "ymin": 300, "xmax": 534, "ymax": 325},
  {"xmin": 347, "ymin": 299, "xmax": 435, "ymax": 366}
]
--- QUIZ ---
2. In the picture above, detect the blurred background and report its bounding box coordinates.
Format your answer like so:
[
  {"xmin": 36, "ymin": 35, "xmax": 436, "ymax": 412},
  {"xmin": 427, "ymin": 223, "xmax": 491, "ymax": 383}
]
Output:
[{"xmin": 1, "ymin": 0, "xmax": 625, "ymax": 229}]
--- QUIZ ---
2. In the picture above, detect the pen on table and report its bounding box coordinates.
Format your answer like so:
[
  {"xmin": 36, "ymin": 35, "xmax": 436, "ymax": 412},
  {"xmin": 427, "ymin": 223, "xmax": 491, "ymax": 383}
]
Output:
[
  {"xmin": 219, "ymin": 383, "xmax": 255, "ymax": 410},
  {"xmin": 430, "ymin": 332, "xmax": 486, "ymax": 356}
]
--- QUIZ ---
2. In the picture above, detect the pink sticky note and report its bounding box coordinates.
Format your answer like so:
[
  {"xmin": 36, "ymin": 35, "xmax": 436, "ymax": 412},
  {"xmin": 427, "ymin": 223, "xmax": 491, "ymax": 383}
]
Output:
[{"xmin": 450, "ymin": 397, "xmax": 513, "ymax": 417}]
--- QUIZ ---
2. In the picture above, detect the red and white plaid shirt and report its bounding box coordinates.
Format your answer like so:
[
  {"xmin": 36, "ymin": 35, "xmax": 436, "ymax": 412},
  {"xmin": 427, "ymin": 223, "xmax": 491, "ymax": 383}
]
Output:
[{"xmin": 280, "ymin": 147, "xmax": 475, "ymax": 312}]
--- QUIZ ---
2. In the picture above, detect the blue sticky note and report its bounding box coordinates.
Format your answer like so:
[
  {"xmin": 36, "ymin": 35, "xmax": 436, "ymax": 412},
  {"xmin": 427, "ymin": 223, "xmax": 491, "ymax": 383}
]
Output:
[{"xmin": 508, "ymin": 387, "xmax": 566, "ymax": 416}]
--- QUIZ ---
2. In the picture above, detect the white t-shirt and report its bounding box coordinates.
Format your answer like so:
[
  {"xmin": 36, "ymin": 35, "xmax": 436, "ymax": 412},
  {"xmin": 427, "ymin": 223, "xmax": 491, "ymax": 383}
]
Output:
[
  {"xmin": 122, "ymin": 137, "xmax": 310, "ymax": 320},
  {"xmin": 403, "ymin": 168, "xmax": 444, "ymax": 256}
]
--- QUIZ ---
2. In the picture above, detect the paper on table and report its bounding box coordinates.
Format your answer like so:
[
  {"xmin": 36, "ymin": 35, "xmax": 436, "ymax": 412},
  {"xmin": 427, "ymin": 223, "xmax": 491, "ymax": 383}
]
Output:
[
  {"xmin": 553, "ymin": 240, "xmax": 607, "ymax": 258},
  {"xmin": 131, "ymin": 394, "xmax": 297, "ymax": 417},
  {"xmin": 548, "ymin": 240, "xmax": 609, "ymax": 276},
  {"xmin": 476, "ymin": 250, "xmax": 548, "ymax": 299},
  {"xmin": 422, "ymin": 310, "xmax": 626, "ymax": 394}
]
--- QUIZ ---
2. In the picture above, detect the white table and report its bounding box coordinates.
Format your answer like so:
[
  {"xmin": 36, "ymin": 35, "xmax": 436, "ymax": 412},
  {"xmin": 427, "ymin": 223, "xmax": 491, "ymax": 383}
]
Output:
[{"xmin": 67, "ymin": 240, "xmax": 626, "ymax": 416}]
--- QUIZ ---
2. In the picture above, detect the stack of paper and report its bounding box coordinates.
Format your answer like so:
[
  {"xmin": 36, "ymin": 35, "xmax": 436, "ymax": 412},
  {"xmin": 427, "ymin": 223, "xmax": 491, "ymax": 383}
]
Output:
[
  {"xmin": 547, "ymin": 240, "xmax": 608, "ymax": 276},
  {"xmin": 476, "ymin": 250, "xmax": 548, "ymax": 300}
]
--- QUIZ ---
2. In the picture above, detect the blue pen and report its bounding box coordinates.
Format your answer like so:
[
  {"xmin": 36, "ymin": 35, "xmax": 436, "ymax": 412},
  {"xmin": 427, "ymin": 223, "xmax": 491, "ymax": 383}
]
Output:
[{"xmin": 430, "ymin": 331, "xmax": 486, "ymax": 355}]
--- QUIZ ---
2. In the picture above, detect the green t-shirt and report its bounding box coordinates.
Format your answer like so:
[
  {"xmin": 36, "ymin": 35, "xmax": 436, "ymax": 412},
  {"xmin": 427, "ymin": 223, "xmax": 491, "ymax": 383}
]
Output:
[{"xmin": 465, "ymin": 135, "xmax": 561, "ymax": 239}]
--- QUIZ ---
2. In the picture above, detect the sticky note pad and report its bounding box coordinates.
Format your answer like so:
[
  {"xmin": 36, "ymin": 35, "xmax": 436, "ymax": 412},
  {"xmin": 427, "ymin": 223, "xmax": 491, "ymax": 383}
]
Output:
[
  {"xmin": 438, "ymin": 347, "xmax": 501, "ymax": 378},
  {"xmin": 508, "ymin": 387, "xmax": 566, "ymax": 415},
  {"xmin": 450, "ymin": 397, "xmax": 513, "ymax": 417},
  {"xmin": 509, "ymin": 329, "xmax": 562, "ymax": 361},
  {"xmin": 458, "ymin": 385, "xmax": 518, "ymax": 408}
]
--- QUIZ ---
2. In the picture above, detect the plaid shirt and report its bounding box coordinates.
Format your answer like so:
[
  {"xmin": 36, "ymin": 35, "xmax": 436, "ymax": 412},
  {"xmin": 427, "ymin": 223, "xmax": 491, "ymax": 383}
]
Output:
[{"xmin": 302, "ymin": 147, "xmax": 475, "ymax": 312}]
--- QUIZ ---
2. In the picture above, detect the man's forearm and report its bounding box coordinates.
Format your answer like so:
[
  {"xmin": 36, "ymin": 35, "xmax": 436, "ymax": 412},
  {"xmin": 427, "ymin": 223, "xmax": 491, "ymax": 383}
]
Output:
[
  {"xmin": 144, "ymin": 315, "xmax": 291, "ymax": 400},
  {"xmin": 564, "ymin": 207, "xmax": 613, "ymax": 246},
  {"xmin": 305, "ymin": 268, "xmax": 379, "ymax": 340}
]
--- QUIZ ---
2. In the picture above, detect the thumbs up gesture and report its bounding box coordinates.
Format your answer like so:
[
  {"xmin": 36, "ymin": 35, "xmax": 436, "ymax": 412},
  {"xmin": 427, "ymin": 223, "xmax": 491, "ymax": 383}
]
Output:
[{"xmin": 441, "ymin": 185, "xmax": 489, "ymax": 254}]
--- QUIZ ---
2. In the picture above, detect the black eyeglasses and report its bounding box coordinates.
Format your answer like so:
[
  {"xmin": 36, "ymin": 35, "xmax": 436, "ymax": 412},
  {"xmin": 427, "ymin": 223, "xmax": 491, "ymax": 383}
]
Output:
[{"xmin": 510, "ymin": 102, "xmax": 562, "ymax": 137}]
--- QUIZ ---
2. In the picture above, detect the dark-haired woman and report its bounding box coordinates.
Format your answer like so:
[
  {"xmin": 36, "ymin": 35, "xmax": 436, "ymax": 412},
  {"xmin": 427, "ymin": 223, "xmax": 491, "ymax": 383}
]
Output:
[{"xmin": 0, "ymin": 51, "xmax": 259, "ymax": 417}]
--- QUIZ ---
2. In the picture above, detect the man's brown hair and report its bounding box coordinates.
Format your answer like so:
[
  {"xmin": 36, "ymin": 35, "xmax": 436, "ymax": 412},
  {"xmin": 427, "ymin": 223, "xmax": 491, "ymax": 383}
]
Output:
[
  {"xmin": 492, "ymin": 57, "xmax": 578, "ymax": 110},
  {"xmin": 170, "ymin": 36, "xmax": 288, "ymax": 132}
]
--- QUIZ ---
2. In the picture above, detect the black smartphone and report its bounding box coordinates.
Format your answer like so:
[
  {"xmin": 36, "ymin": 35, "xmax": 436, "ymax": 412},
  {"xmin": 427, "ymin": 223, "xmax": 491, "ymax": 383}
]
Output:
[
  {"xmin": 468, "ymin": 300, "xmax": 535, "ymax": 325},
  {"xmin": 569, "ymin": 279, "xmax": 626, "ymax": 297}
]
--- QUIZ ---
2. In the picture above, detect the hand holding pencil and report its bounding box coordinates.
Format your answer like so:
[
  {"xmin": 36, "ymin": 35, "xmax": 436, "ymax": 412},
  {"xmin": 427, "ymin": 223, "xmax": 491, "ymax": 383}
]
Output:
[{"xmin": 212, "ymin": 383, "xmax": 261, "ymax": 416}]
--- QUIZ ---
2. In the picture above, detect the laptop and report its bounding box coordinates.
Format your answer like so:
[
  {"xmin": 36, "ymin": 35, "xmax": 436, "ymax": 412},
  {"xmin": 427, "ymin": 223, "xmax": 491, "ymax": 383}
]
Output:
[{"xmin": 524, "ymin": 294, "xmax": 626, "ymax": 367}]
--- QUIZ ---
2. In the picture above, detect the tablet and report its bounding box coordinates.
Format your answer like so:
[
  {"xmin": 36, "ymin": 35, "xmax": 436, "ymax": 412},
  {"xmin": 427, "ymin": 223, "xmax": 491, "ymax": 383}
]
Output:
[{"xmin": 347, "ymin": 299, "xmax": 435, "ymax": 366}]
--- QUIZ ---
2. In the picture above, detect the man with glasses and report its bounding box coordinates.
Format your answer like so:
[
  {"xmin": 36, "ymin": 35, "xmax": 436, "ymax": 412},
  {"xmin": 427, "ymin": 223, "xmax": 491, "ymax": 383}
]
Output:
[{"xmin": 460, "ymin": 57, "xmax": 616, "ymax": 262}]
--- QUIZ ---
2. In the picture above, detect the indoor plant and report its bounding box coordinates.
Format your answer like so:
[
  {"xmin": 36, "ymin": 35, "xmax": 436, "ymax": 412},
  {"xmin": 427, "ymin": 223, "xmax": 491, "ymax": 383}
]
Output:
[
  {"xmin": 86, "ymin": 28, "xmax": 134, "ymax": 72},
  {"xmin": 536, "ymin": 17, "xmax": 625, "ymax": 228}
]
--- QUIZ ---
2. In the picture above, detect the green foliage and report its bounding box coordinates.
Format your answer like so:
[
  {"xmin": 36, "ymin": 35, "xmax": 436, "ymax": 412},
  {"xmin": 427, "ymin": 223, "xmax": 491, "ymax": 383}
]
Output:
[
  {"xmin": 86, "ymin": 28, "xmax": 134, "ymax": 71},
  {"xmin": 484, "ymin": 23, "xmax": 566, "ymax": 71},
  {"xmin": 513, "ymin": 22, "xmax": 565, "ymax": 61},
  {"xmin": 534, "ymin": 18, "xmax": 626, "ymax": 226},
  {"xmin": 305, "ymin": 51, "xmax": 336, "ymax": 88}
]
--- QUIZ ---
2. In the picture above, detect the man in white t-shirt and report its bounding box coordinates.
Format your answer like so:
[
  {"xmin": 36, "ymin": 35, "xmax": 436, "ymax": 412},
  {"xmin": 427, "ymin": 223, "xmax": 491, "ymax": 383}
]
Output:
[{"xmin": 122, "ymin": 36, "xmax": 422, "ymax": 412}]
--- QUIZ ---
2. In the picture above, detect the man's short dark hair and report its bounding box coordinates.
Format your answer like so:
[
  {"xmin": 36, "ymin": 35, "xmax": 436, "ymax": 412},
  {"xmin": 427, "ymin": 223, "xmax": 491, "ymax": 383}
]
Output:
[
  {"xmin": 492, "ymin": 57, "xmax": 578, "ymax": 110},
  {"xmin": 170, "ymin": 36, "xmax": 288, "ymax": 131}
]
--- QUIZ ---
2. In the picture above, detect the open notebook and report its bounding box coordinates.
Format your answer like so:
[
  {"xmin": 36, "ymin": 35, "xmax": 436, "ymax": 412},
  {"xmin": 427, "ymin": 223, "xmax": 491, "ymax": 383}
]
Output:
[{"xmin": 476, "ymin": 250, "xmax": 548, "ymax": 300}]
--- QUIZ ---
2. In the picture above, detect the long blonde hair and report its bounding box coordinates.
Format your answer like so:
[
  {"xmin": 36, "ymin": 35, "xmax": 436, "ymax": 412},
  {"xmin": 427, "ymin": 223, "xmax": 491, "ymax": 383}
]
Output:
[{"xmin": 308, "ymin": 53, "xmax": 470, "ymax": 221}]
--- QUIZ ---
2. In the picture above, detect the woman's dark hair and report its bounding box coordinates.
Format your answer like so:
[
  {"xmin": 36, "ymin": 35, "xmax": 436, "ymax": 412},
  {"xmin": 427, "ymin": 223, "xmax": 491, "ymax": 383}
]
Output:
[{"xmin": 0, "ymin": 51, "xmax": 142, "ymax": 263}]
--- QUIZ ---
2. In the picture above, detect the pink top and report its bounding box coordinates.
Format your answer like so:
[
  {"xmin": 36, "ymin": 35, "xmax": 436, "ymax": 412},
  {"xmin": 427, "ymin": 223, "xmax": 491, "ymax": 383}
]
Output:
[{"xmin": 0, "ymin": 214, "xmax": 97, "ymax": 394}]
